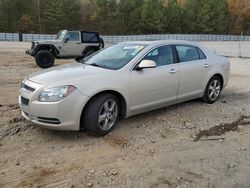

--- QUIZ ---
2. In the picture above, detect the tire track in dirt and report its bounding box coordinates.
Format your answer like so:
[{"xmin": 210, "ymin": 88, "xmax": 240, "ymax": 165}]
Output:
[
  {"xmin": 0, "ymin": 122, "xmax": 33, "ymax": 140},
  {"xmin": 193, "ymin": 115, "xmax": 250, "ymax": 141}
]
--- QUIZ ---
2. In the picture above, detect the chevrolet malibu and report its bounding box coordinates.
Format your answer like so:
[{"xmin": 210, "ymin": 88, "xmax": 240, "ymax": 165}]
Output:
[{"xmin": 19, "ymin": 40, "xmax": 230, "ymax": 136}]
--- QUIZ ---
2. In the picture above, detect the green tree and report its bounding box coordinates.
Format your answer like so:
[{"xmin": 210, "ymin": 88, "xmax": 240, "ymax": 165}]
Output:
[
  {"xmin": 61, "ymin": 0, "xmax": 81, "ymax": 30},
  {"xmin": 116, "ymin": 0, "xmax": 144, "ymax": 34},
  {"xmin": 41, "ymin": 0, "xmax": 65, "ymax": 33},
  {"xmin": 163, "ymin": 0, "xmax": 188, "ymax": 33},
  {"xmin": 140, "ymin": 0, "xmax": 165, "ymax": 34},
  {"xmin": 0, "ymin": 0, "xmax": 32, "ymax": 32},
  {"xmin": 90, "ymin": 0, "xmax": 118, "ymax": 34},
  {"xmin": 0, "ymin": 0, "xmax": 249, "ymax": 35},
  {"xmin": 185, "ymin": 0, "xmax": 228, "ymax": 34}
]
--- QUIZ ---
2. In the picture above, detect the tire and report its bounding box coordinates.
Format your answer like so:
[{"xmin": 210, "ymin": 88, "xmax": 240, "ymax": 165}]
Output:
[
  {"xmin": 35, "ymin": 50, "xmax": 55, "ymax": 68},
  {"xmin": 83, "ymin": 50, "xmax": 96, "ymax": 58},
  {"xmin": 202, "ymin": 76, "xmax": 222, "ymax": 104},
  {"xmin": 83, "ymin": 94, "xmax": 119, "ymax": 136}
]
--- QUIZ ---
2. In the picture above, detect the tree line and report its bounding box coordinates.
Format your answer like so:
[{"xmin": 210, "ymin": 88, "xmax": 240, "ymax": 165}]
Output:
[{"xmin": 0, "ymin": 0, "xmax": 249, "ymax": 35}]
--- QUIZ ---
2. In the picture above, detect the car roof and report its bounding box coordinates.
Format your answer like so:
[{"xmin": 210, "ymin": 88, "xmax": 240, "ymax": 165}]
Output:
[
  {"xmin": 66, "ymin": 30, "xmax": 100, "ymax": 34},
  {"xmin": 121, "ymin": 40, "xmax": 199, "ymax": 47}
]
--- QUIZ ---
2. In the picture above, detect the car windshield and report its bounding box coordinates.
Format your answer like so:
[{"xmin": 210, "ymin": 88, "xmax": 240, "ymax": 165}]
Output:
[
  {"xmin": 82, "ymin": 43, "xmax": 147, "ymax": 70},
  {"xmin": 55, "ymin": 30, "xmax": 67, "ymax": 40}
]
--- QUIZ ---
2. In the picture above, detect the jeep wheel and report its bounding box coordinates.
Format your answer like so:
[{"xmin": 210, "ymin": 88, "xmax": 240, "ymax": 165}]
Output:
[{"xmin": 35, "ymin": 50, "xmax": 55, "ymax": 68}]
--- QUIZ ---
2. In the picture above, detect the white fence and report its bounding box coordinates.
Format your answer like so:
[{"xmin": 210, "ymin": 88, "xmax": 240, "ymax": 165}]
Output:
[
  {"xmin": 102, "ymin": 34, "xmax": 250, "ymax": 43},
  {"xmin": 0, "ymin": 32, "xmax": 250, "ymax": 42},
  {"xmin": 0, "ymin": 33, "xmax": 56, "ymax": 42}
]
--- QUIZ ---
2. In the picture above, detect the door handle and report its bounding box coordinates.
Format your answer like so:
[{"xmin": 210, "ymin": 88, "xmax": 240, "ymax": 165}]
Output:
[
  {"xmin": 76, "ymin": 42, "xmax": 81, "ymax": 44},
  {"xmin": 169, "ymin": 69, "xmax": 178, "ymax": 74},
  {"xmin": 204, "ymin": 64, "xmax": 210, "ymax": 68}
]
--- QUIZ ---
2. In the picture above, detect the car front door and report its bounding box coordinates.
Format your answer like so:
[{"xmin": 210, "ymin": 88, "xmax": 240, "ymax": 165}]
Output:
[
  {"xmin": 62, "ymin": 31, "xmax": 83, "ymax": 56},
  {"xmin": 175, "ymin": 45, "xmax": 211, "ymax": 101},
  {"xmin": 129, "ymin": 45, "xmax": 179, "ymax": 113}
]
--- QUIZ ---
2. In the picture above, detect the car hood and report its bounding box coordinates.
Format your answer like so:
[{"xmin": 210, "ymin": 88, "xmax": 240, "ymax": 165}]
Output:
[{"xmin": 28, "ymin": 62, "xmax": 113, "ymax": 85}]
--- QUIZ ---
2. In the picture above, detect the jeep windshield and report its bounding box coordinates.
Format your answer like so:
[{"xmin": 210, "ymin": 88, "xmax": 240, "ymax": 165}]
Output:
[
  {"xmin": 55, "ymin": 30, "xmax": 67, "ymax": 40},
  {"xmin": 82, "ymin": 43, "xmax": 147, "ymax": 70}
]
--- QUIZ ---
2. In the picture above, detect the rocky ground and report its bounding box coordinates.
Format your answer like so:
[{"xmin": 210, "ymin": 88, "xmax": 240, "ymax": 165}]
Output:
[{"xmin": 0, "ymin": 42, "xmax": 250, "ymax": 188}]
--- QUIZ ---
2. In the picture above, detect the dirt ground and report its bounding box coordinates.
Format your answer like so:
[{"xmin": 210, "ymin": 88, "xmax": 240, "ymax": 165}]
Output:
[{"xmin": 0, "ymin": 42, "xmax": 250, "ymax": 188}]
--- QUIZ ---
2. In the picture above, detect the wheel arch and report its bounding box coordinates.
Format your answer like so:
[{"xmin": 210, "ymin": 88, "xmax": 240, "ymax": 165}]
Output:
[
  {"xmin": 80, "ymin": 90, "xmax": 127, "ymax": 130},
  {"xmin": 35, "ymin": 44, "xmax": 59, "ymax": 57},
  {"xmin": 203, "ymin": 70, "xmax": 224, "ymax": 91},
  {"xmin": 202, "ymin": 73, "xmax": 224, "ymax": 103},
  {"xmin": 212, "ymin": 73, "xmax": 224, "ymax": 87}
]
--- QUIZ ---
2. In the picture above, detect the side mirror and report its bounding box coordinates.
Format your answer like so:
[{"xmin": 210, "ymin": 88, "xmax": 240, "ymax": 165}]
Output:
[
  {"xmin": 64, "ymin": 36, "xmax": 69, "ymax": 43},
  {"xmin": 136, "ymin": 60, "xmax": 156, "ymax": 70}
]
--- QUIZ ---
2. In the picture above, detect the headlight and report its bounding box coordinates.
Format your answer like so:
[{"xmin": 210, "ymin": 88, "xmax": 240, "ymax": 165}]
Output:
[{"xmin": 39, "ymin": 85, "xmax": 76, "ymax": 102}]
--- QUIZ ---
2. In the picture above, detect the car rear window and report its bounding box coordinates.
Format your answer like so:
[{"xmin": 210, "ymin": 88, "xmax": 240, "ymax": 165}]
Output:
[{"xmin": 176, "ymin": 45, "xmax": 205, "ymax": 62}]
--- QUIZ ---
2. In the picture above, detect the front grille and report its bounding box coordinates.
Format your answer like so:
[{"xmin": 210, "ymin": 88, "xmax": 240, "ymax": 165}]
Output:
[
  {"xmin": 21, "ymin": 96, "xmax": 29, "ymax": 105},
  {"xmin": 38, "ymin": 117, "xmax": 61, "ymax": 124},
  {"xmin": 31, "ymin": 42, "xmax": 35, "ymax": 50},
  {"xmin": 22, "ymin": 83, "xmax": 35, "ymax": 93}
]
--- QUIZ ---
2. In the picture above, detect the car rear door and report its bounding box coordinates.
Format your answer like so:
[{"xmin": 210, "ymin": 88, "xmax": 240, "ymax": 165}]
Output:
[
  {"xmin": 175, "ymin": 45, "xmax": 211, "ymax": 101},
  {"xmin": 129, "ymin": 45, "xmax": 179, "ymax": 113}
]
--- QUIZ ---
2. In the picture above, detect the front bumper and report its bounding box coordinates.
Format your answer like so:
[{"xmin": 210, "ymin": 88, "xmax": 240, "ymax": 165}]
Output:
[
  {"xmin": 19, "ymin": 79, "xmax": 89, "ymax": 131},
  {"xmin": 26, "ymin": 49, "xmax": 35, "ymax": 56}
]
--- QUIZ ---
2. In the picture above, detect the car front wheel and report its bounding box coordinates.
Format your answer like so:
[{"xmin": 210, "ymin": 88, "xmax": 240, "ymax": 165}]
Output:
[
  {"xmin": 83, "ymin": 94, "xmax": 119, "ymax": 136},
  {"xmin": 203, "ymin": 76, "xmax": 222, "ymax": 104}
]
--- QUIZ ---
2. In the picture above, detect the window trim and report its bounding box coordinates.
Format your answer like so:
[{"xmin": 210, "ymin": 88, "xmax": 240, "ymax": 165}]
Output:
[
  {"xmin": 174, "ymin": 44, "xmax": 207, "ymax": 63},
  {"xmin": 197, "ymin": 47, "xmax": 207, "ymax": 60}
]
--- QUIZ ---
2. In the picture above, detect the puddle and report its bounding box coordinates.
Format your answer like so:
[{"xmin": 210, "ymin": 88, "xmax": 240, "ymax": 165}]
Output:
[{"xmin": 193, "ymin": 115, "xmax": 250, "ymax": 141}]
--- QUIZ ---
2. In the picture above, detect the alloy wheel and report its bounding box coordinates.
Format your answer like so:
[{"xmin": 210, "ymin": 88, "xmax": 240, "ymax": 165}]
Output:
[
  {"xmin": 98, "ymin": 99, "xmax": 118, "ymax": 131},
  {"xmin": 208, "ymin": 79, "xmax": 221, "ymax": 101}
]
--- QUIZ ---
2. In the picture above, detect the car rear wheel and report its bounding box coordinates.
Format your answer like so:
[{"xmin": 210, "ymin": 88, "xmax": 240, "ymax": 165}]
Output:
[
  {"xmin": 203, "ymin": 76, "xmax": 222, "ymax": 104},
  {"xmin": 83, "ymin": 94, "xmax": 119, "ymax": 136},
  {"xmin": 35, "ymin": 50, "xmax": 55, "ymax": 68}
]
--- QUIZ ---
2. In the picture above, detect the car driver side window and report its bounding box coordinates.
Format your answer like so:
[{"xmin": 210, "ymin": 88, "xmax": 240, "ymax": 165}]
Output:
[{"xmin": 143, "ymin": 45, "xmax": 174, "ymax": 67}]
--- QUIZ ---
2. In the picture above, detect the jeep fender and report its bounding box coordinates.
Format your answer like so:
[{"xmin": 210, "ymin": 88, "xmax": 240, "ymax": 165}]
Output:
[
  {"xmin": 34, "ymin": 44, "xmax": 60, "ymax": 57},
  {"xmin": 82, "ymin": 46, "xmax": 100, "ymax": 55}
]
